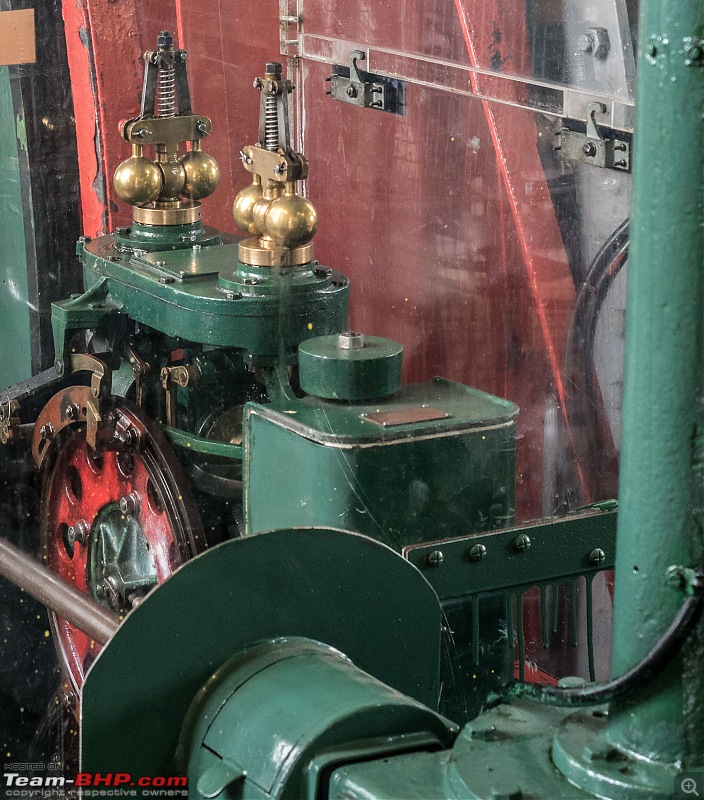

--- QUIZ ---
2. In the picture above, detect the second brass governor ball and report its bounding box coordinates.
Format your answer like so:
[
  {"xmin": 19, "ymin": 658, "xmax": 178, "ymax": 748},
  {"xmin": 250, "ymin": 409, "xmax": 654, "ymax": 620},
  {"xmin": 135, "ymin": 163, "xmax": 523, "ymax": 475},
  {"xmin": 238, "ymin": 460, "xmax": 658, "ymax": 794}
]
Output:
[{"xmin": 181, "ymin": 148, "xmax": 221, "ymax": 200}]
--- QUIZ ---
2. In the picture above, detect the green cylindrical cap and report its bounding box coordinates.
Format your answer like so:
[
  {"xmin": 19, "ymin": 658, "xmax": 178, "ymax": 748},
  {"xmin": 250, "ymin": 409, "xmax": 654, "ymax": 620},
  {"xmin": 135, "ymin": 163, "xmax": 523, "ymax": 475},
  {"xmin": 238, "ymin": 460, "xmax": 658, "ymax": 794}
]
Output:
[{"xmin": 298, "ymin": 332, "xmax": 403, "ymax": 401}]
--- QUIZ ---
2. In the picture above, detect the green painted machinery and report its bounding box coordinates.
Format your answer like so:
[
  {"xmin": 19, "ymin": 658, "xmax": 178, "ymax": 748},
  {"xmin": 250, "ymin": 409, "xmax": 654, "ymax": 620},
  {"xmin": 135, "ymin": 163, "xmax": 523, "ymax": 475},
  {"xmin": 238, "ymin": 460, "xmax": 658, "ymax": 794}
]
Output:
[
  {"xmin": 0, "ymin": 36, "xmax": 518, "ymax": 703},
  {"xmin": 74, "ymin": 0, "xmax": 704, "ymax": 795}
]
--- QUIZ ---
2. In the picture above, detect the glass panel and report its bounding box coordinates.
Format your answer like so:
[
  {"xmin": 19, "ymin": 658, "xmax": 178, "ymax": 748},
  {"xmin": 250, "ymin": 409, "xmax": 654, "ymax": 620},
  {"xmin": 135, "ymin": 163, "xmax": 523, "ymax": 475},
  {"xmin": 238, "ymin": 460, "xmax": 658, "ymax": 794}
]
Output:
[{"xmin": 294, "ymin": 0, "xmax": 637, "ymax": 125}]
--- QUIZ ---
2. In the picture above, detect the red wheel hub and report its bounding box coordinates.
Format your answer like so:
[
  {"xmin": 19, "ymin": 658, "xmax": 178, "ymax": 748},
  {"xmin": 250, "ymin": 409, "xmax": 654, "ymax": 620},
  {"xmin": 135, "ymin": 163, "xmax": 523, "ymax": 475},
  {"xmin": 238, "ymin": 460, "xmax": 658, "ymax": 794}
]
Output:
[{"xmin": 41, "ymin": 405, "xmax": 202, "ymax": 690}]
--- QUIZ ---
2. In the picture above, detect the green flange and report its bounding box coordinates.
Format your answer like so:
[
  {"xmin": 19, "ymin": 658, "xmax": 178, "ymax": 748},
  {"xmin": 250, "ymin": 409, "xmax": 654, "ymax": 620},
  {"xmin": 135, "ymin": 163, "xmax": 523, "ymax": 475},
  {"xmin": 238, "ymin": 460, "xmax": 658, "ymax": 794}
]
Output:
[
  {"xmin": 298, "ymin": 333, "xmax": 403, "ymax": 400},
  {"xmin": 552, "ymin": 710, "xmax": 678, "ymax": 798},
  {"xmin": 113, "ymin": 221, "xmax": 221, "ymax": 252}
]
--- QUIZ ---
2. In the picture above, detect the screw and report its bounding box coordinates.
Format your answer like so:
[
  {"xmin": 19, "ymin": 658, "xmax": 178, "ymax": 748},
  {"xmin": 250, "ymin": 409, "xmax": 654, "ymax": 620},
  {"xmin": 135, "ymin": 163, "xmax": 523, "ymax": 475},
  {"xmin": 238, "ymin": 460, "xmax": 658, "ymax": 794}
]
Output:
[
  {"xmin": 273, "ymin": 163, "xmax": 286, "ymax": 175},
  {"xmin": 67, "ymin": 519, "xmax": 89, "ymax": 545},
  {"xmin": 614, "ymin": 159, "xmax": 628, "ymax": 168},
  {"xmin": 469, "ymin": 544, "xmax": 487, "ymax": 562},
  {"xmin": 65, "ymin": 404, "xmax": 80, "ymax": 420},
  {"xmin": 179, "ymin": 51, "xmax": 188, "ymax": 62},
  {"xmin": 119, "ymin": 492, "xmax": 141, "ymax": 517},
  {"xmin": 583, "ymin": 141, "xmax": 597, "ymax": 157},
  {"xmin": 346, "ymin": 85, "xmax": 358, "ymax": 98},
  {"xmin": 427, "ymin": 550, "xmax": 444, "ymax": 567},
  {"xmin": 253, "ymin": 77, "xmax": 263, "ymax": 90},
  {"xmin": 39, "ymin": 423, "xmax": 54, "ymax": 440},
  {"xmin": 159, "ymin": 276, "xmax": 176, "ymax": 284},
  {"xmin": 589, "ymin": 548, "xmax": 606, "ymax": 566},
  {"xmin": 197, "ymin": 121, "xmax": 209, "ymax": 134},
  {"xmin": 338, "ymin": 331, "xmax": 365, "ymax": 350},
  {"xmin": 513, "ymin": 534, "xmax": 531, "ymax": 552}
]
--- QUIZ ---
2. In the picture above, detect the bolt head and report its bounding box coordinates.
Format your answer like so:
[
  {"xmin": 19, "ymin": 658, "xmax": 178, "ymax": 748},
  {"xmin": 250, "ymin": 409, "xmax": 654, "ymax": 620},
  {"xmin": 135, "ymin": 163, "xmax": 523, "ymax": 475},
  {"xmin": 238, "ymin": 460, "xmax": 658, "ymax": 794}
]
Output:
[
  {"xmin": 577, "ymin": 33, "xmax": 594, "ymax": 53},
  {"xmin": 157, "ymin": 30, "xmax": 174, "ymax": 49},
  {"xmin": 513, "ymin": 534, "xmax": 531, "ymax": 552},
  {"xmin": 427, "ymin": 550, "xmax": 444, "ymax": 567},
  {"xmin": 338, "ymin": 331, "xmax": 365, "ymax": 350},
  {"xmin": 266, "ymin": 62, "xmax": 283, "ymax": 76},
  {"xmin": 589, "ymin": 548, "xmax": 606, "ymax": 566},
  {"xmin": 469, "ymin": 544, "xmax": 487, "ymax": 562},
  {"xmin": 119, "ymin": 492, "xmax": 140, "ymax": 517},
  {"xmin": 346, "ymin": 85, "xmax": 358, "ymax": 98}
]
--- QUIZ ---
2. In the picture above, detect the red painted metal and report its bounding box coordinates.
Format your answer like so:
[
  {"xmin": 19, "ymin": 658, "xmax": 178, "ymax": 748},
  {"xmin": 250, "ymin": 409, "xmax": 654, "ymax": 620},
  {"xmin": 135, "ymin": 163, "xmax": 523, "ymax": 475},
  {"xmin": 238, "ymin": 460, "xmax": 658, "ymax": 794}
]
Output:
[
  {"xmin": 61, "ymin": 0, "xmax": 142, "ymax": 237},
  {"xmin": 44, "ymin": 432, "xmax": 182, "ymax": 689}
]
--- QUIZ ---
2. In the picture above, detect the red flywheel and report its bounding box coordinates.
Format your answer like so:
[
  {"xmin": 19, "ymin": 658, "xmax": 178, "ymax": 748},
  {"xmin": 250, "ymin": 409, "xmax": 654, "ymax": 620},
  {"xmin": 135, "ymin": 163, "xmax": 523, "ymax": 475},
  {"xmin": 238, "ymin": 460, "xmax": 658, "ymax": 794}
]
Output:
[{"xmin": 40, "ymin": 400, "xmax": 204, "ymax": 690}]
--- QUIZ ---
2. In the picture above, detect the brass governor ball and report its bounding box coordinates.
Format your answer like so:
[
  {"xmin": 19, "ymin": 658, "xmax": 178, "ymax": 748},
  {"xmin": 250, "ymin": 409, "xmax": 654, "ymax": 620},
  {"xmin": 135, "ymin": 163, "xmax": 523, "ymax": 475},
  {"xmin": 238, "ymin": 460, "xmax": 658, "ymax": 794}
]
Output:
[
  {"xmin": 265, "ymin": 192, "xmax": 318, "ymax": 249},
  {"xmin": 180, "ymin": 145, "xmax": 221, "ymax": 200},
  {"xmin": 233, "ymin": 179, "xmax": 264, "ymax": 235},
  {"xmin": 113, "ymin": 155, "xmax": 163, "ymax": 206}
]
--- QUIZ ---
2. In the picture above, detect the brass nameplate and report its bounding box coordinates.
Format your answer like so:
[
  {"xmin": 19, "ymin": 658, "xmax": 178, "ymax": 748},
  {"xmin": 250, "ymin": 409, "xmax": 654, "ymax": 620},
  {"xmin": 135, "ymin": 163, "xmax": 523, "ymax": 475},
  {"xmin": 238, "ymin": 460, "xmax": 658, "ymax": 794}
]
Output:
[{"xmin": 364, "ymin": 406, "xmax": 450, "ymax": 427}]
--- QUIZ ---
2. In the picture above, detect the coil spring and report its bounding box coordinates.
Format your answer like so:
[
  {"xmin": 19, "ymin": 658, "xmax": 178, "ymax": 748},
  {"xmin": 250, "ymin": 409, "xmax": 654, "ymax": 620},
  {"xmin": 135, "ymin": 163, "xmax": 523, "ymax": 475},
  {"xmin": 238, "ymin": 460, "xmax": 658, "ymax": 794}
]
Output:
[
  {"xmin": 158, "ymin": 62, "xmax": 176, "ymax": 118},
  {"xmin": 265, "ymin": 93, "xmax": 279, "ymax": 151}
]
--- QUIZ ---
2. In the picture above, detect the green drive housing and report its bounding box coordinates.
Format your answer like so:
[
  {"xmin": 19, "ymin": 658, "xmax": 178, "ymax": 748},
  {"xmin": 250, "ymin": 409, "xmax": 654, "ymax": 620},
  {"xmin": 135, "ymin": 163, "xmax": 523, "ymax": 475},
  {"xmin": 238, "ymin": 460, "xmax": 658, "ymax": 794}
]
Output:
[{"xmin": 243, "ymin": 377, "xmax": 518, "ymax": 550}]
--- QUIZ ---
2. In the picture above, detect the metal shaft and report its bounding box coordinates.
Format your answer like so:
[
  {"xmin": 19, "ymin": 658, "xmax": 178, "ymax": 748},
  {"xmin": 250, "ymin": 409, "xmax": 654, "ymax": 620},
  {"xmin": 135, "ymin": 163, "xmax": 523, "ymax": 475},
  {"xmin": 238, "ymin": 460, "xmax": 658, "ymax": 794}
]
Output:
[
  {"xmin": 608, "ymin": 0, "xmax": 704, "ymax": 765},
  {"xmin": 0, "ymin": 536, "xmax": 119, "ymax": 644}
]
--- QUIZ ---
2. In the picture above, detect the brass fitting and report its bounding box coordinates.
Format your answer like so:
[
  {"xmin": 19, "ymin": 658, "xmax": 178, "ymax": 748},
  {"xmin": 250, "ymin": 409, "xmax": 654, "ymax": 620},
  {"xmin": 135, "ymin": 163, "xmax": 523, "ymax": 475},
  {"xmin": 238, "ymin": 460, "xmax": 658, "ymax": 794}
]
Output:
[
  {"xmin": 113, "ymin": 32, "xmax": 220, "ymax": 227},
  {"xmin": 233, "ymin": 62, "xmax": 317, "ymax": 267}
]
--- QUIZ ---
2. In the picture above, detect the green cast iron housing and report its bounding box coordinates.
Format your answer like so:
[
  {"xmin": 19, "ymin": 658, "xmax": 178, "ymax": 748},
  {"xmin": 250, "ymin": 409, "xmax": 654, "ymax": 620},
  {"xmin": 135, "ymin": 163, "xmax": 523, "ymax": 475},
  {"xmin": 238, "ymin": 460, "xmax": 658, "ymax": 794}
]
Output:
[
  {"xmin": 244, "ymin": 377, "xmax": 518, "ymax": 550},
  {"xmin": 52, "ymin": 237, "xmax": 349, "ymax": 368}
]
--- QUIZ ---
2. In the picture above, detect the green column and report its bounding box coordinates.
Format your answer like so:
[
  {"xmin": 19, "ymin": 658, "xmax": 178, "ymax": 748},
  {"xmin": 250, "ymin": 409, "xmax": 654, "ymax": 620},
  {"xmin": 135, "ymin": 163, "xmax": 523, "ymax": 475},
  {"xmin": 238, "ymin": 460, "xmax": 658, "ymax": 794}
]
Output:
[{"xmin": 607, "ymin": 0, "xmax": 704, "ymax": 765}]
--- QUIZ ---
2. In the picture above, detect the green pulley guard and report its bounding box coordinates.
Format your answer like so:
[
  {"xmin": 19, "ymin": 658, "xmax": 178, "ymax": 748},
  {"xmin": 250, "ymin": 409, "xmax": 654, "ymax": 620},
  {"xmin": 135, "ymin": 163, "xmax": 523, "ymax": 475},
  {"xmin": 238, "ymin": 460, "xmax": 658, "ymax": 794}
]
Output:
[{"xmin": 81, "ymin": 528, "xmax": 444, "ymax": 780}]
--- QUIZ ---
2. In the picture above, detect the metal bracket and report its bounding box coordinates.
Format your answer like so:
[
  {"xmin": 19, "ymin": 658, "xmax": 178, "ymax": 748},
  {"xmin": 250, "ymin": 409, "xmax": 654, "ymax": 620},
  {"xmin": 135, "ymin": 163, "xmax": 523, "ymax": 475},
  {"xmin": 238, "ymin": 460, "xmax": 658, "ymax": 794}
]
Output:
[
  {"xmin": 160, "ymin": 364, "xmax": 200, "ymax": 427},
  {"xmin": 0, "ymin": 399, "xmax": 21, "ymax": 444},
  {"xmin": 557, "ymin": 102, "xmax": 630, "ymax": 171},
  {"xmin": 327, "ymin": 50, "xmax": 405, "ymax": 116}
]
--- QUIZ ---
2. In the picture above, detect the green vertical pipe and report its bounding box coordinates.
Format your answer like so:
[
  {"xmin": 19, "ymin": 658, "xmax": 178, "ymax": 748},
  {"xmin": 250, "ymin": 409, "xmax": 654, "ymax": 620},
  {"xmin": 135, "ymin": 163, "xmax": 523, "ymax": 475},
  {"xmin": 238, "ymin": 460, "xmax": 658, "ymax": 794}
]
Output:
[{"xmin": 607, "ymin": 0, "xmax": 704, "ymax": 766}]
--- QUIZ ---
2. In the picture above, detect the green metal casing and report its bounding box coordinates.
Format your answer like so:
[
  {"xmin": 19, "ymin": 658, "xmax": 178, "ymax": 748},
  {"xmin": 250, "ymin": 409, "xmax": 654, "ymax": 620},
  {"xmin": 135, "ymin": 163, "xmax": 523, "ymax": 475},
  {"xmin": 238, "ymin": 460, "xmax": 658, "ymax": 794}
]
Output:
[
  {"xmin": 243, "ymin": 377, "xmax": 518, "ymax": 549},
  {"xmin": 81, "ymin": 529, "xmax": 445, "ymax": 780},
  {"xmin": 298, "ymin": 334, "xmax": 403, "ymax": 400},
  {"xmin": 52, "ymin": 238, "xmax": 349, "ymax": 365},
  {"xmin": 182, "ymin": 639, "xmax": 457, "ymax": 800}
]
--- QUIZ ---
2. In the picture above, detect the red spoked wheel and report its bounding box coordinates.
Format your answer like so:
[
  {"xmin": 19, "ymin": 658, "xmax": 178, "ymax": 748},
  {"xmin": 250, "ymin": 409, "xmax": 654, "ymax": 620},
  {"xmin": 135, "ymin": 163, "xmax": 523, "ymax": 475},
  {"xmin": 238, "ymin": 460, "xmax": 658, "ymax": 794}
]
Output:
[{"xmin": 40, "ymin": 401, "xmax": 204, "ymax": 690}]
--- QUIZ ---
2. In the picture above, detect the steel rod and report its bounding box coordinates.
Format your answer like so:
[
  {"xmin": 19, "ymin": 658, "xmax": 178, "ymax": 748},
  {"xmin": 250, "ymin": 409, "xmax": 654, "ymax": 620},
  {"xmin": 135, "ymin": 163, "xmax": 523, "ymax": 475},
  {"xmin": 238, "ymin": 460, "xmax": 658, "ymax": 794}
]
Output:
[{"xmin": 0, "ymin": 536, "xmax": 119, "ymax": 644}]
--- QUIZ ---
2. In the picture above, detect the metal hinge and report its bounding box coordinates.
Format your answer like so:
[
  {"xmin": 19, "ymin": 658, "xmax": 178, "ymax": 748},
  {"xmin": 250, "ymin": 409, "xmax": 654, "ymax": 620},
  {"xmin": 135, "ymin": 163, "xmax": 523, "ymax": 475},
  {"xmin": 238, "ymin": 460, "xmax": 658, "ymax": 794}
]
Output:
[
  {"xmin": 557, "ymin": 102, "xmax": 631, "ymax": 172},
  {"xmin": 326, "ymin": 50, "xmax": 405, "ymax": 115}
]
